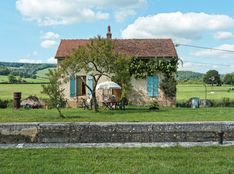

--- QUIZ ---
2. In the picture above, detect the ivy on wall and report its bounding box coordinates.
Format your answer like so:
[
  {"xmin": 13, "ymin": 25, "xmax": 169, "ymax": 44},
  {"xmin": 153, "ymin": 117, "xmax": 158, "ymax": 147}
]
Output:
[{"xmin": 129, "ymin": 58, "xmax": 178, "ymax": 98}]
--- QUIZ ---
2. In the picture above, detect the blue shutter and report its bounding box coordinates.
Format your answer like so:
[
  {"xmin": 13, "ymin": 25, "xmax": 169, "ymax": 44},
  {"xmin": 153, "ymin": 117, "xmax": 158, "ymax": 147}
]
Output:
[
  {"xmin": 70, "ymin": 75, "xmax": 76, "ymax": 97},
  {"xmin": 147, "ymin": 75, "xmax": 158, "ymax": 97},
  {"xmin": 77, "ymin": 77, "xmax": 81, "ymax": 96},
  {"xmin": 87, "ymin": 75, "xmax": 93, "ymax": 96}
]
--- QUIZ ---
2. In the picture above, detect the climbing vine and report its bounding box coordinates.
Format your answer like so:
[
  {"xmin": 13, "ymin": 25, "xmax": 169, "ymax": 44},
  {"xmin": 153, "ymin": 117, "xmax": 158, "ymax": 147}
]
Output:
[
  {"xmin": 129, "ymin": 58, "xmax": 178, "ymax": 78},
  {"xmin": 129, "ymin": 58, "xmax": 179, "ymax": 98}
]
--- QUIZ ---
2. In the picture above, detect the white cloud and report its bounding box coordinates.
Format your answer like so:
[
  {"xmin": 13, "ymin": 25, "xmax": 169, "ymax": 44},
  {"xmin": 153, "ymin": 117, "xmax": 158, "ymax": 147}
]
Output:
[
  {"xmin": 19, "ymin": 58, "xmax": 42, "ymax": 64},
  {"xmin": 192, "ymin": 44, "xmax": 234, "ymax": 58},
  {"xmin": 42, "ymin": 32, "xmax": 60, "ymax": 40},
  {"xmin": 84, "ymin": 0, "xmax": 146, "ymax": 8},
  {"xmin": 40, "ymin": 32, "xmax": 59, "ymax": 49},
  {"xmin": 16, "ymin": 0, "xmax": 145, "ymax": 25},
  {"xmin": 40, "ymin": 40, "xmax": 57, "ymax": 48},
  {"xmin": 115, "ymin": 9, "xmax": 136, "ymax": 22},
  {"xmin": 178, "ymin": 61, "xmax": 234, "ymax": 74},
  {"xmin": 121, "ymin": 12, "xmax": 234, "ymax": 41},
  {"xmin": 47, "ymin": 57, "xmax": 57, "ymax": 64},
  {"xmin": 214, "ymin": 31, "xmax": 233, "ymax": 40}
]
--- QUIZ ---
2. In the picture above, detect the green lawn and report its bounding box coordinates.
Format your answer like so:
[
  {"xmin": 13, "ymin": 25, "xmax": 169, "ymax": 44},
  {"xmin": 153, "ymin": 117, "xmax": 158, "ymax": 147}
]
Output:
[
  {"xmin": 0, "ymin": 84, "xmax": 47, "ymax": 99},
  {"xmin": 1, "ymin": 146, "xmax": 234, "ymax": 173},
  {"xmin": 177, "ymin": 84, "xmax": 234, "ymax": 101},
  {"xmin": 1, "ymin": 107, "xmax": 234, "ymax": 122}
]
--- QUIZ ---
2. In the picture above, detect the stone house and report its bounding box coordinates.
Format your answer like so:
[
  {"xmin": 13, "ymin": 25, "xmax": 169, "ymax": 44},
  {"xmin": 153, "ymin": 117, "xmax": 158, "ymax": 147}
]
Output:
[{"xmin": 55, "ymin": 26, "xmax": 178, "ymax": 107}]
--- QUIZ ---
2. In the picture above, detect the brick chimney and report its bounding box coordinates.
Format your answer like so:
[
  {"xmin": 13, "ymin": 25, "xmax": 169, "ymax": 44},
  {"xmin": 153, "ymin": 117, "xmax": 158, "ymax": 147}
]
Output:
[{"xmin": 106, "ymin": 25, "xmax": 112, "ymax": 39}]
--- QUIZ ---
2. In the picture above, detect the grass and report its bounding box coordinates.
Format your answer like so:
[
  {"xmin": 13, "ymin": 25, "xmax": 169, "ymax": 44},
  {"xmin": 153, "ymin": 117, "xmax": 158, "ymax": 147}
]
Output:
[
  {"xmin": 36, "ymin": 67, "xmax": 54, "ymax": 78},
  {"xmin": 1, "ymin": 107, "xmax": 234, "ymax": 122},
  {"xmin": 0, "ymin": 84, "xmax": 47, "ymax": 99},
  {"xmin": 1, "ymin": 146, "xmax": 234, "ymax": 173},
  {"xmin": 177, "ymin": 84, "xmax": 234, "ymax": 101}
]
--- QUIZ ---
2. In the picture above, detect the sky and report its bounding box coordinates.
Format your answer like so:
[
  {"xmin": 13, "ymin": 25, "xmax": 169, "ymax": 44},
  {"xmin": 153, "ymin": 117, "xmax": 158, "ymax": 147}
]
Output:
[{"xmin": 0, "ymin": 0, "xmax": 234, "ymax": 74}]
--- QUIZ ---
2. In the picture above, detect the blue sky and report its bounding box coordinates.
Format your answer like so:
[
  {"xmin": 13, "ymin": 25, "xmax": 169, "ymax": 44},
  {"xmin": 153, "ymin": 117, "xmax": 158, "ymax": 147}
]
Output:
[{"xmin": 0, "ymin": 0, "xmax": 234, "ymax": 73}]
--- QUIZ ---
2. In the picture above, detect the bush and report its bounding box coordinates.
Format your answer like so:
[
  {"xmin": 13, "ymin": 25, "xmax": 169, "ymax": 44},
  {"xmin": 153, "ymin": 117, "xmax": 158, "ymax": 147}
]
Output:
[
  {"xmin": 0, "ymin": 99, "xmax": 8, "ymax": 108},
  {"xmin": 148, "ymin": 100, "xmax": 160, "ymax": 111},
  {"xmin": 177, "ymin": 98, "xmax": 234, "ymax": 108},
  {"xmin": 210, "ymin": 98, "xmax": 234, "ymax": 107},
  {"xmin": 176, "ymin": 100, "xmax": 190, "ymax": 108}
]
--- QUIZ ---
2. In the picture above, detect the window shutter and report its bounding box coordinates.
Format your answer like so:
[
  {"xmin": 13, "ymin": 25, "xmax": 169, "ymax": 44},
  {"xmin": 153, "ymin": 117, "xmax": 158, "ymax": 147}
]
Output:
[
  {"xmin": 147, "ymin": 75, "xmax": 158, "ymax": 97},
  {"xmin": 70, "ymin": 75, "xmax": 76, "ymax": 97},
  {"xmin": 87, "ymin": 75, "xmax": 93, "ymax": 96},
  {"xmin": 76, "ymin": 77, "xmax": 81, "ymax": 96}
]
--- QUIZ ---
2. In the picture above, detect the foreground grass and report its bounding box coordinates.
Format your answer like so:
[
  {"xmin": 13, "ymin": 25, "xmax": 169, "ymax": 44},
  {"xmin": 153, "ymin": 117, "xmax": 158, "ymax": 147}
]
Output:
[
  {"xmin": 1, "ymin": 147, "xmax": 234, "ymax": 173},
  {"xmin": 1, "ymin": 107, "xmax": 234, "ymax": 122}
]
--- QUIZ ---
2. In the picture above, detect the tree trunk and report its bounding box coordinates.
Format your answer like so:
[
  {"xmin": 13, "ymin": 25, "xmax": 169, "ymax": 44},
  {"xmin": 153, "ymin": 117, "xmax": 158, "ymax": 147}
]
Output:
[
  {"xmin": 56, "ymin": 107, "xmax": 65, "ymax": 118},
  {"xmin": 92, "ymin": 92, "xmax": 98, "ymax": 112}
]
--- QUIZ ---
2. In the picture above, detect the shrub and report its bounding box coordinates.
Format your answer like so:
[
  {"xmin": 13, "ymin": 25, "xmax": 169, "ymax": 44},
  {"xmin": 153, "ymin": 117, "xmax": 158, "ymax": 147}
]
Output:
[
  {"xmin": 176, "ymin": 100, "xmax": 190, "ymax": 108},
  {"xmin": 148, "ymin": 100, "xmax": 160, "ymax": 111},
  {"xmin": 210, "ymin": 98, "xmax": 234, "ymax": 107},
  {"xmin": 0, "ymin": 99, "xmax": 8, "ymax": 108}
]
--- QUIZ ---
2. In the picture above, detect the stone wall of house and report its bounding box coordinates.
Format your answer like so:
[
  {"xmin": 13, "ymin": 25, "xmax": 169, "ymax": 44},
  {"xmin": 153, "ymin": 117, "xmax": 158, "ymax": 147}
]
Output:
[
  {"xmin": 60, "ymin": 74, "xmax": 111, "ymax": 108},
  {"xmin": 61, "ymin": 72, "xmax": 176, "ymax": 108},
  {"xmin": 128, "ymin": 73, "xmax": 176, "ymax": 107},
  {"xmin": 0, "ymin": 122, "xmax": 233, "ymax": 144}
]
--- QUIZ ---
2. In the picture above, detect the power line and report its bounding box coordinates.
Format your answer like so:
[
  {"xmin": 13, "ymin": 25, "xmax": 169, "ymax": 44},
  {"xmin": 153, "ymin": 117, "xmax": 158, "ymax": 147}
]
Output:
[{"xmin": 175, "ymin": 43, "xmax": 234, "ymax": 53}]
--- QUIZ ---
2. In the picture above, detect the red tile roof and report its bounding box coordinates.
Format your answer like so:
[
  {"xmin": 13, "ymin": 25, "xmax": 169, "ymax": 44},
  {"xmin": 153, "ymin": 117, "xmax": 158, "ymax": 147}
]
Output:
[{"xmin": 55, "ymin": 39, "xmax": 178, "ymax": 59}]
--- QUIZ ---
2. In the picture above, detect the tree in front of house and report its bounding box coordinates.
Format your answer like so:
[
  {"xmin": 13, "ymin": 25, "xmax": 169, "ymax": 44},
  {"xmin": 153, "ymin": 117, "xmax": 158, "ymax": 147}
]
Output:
[
  {"xmin": 203, "ymin": 70, "xmax": 222, "ymax": 86},
  {"xmin": 61, "ymin": 36, "xmax": 130, "ymax": 112},
  {"xmin": 42, "ymin": 69, "xmax": 66, "ymax": 118},
  {"xmin": 223, "ymin": 73, "xmax": 234, "ymax": 85}
]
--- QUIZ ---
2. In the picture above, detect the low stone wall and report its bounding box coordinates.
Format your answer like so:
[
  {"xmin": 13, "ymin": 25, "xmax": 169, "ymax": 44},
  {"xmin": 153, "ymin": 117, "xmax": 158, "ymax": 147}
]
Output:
[{"xmin": 1, "ymin": 122, "xmax": 234, "ymax": 144}]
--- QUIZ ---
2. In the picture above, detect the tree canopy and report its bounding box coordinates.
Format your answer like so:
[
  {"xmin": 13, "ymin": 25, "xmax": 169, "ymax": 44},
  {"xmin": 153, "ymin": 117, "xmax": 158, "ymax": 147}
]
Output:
[
  {"xmin": 203, "ymin": 70, "xmax": 221, "ymax": 86},
  {"xmin": 223, "ymin": 73, "xmax": 234, "ymax": 85}
]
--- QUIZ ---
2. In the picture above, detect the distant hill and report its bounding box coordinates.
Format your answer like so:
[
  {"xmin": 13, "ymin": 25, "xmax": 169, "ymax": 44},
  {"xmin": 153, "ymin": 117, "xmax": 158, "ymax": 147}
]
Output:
[
  {"xmin": 177, "ymin": 71, "xmax": 203, "ymax": 83},
  {"xmin": 0, "ymin": 61, "xmax": 56, "ymax": 77},
  {"xmin": 0, "ymin": 62, "xmax": 56, "ymax": 83}
]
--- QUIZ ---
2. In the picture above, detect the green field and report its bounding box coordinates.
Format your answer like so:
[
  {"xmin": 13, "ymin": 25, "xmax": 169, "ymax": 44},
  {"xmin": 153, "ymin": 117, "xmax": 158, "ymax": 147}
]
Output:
[
  {"xmin": 36, "ymin": 68, "xmax": 54, "ymax": 79},
  {"xmin": 177, "ymin": 84, "xmax": 234, "ymax": 101},
  {"xmin": 0, "ymin": 84, "xmax": 47, "ymax": 99},
  {"xmin": 1, "ymin": 146, "xmax": 234, "ymax": 174},
  {"xmin": 1, "ymin": 83, "xmax": 234, "ymax": 101},
  {"xmin": 0, "ymin": 107, "xmax": 234, "ymax": 122}
]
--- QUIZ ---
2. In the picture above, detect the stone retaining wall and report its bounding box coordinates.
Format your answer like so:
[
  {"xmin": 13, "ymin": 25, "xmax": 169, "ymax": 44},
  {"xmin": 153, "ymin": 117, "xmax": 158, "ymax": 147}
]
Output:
[{"xmin": 1, "ymin": 122, "xmax": 234, "ymax": 144}]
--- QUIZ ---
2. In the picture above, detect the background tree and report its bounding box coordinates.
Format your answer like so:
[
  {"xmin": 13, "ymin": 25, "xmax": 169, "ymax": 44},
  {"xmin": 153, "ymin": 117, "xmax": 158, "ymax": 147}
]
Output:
[
  {"xmin": 223, "ymin": 73, "xmax": 234, "ymax": 85},
  {"xmin": 8, "ymin": 74, "xmax": 17, "ymax": 84},
  {"xmin": 203, "ymin": 70, "xmax": 221, "ymax": 86},
  {"xmin": 42, "ymin": 69, "xmax": 66, "ymax": 118},
  {"xmin": 61, "ymin": 36, "xmax": 130, "ymax": 111}
]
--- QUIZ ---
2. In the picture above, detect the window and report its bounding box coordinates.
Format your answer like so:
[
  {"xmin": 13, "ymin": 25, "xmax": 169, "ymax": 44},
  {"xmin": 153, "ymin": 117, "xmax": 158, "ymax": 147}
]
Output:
[{"xmin": 76, "ymin": 76, "xmax": 86, "ymax": 96}]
